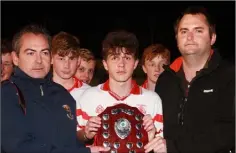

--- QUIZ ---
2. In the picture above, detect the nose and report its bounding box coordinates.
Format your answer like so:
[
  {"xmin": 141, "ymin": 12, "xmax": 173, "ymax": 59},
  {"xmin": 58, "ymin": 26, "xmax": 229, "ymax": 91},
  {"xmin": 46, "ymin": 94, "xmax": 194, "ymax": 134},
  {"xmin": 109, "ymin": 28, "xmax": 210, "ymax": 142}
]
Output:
[
  {"xmin": 84, "ymin": 71, "xmax": 89, "ymax": 78},
  {"xmin": 64, "ymin": 60, "xmax": 70, "ymax": 69},
  {"xmin": 187, "ymin": 31, "xmax": 194, "ymax": 41},
  {"xmin": 36, "ymin": 54, "xmax": 42, "ymax": 64},
  {"xmin": 155, "ymin": 64, "xmax": 161, "ymax": 72},
  {"xmin": 118, "ymin": 57, "xmax": 125, "ymax": 67}
]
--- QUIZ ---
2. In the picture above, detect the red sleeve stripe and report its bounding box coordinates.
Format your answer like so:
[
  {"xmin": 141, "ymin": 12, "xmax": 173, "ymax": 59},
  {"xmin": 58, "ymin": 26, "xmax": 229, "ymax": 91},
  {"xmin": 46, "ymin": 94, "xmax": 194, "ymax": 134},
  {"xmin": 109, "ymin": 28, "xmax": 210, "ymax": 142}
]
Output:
[
  {"xmin": 153, "ymin": 114, "xmax": 163, "ymax": 123},
  {"xmin": 77, "ymin": 125, "xmax": 85, "ymax": 129},
  {"xmin": 76, "ymin": 109, "xmax": 91, "ymax": 120}
]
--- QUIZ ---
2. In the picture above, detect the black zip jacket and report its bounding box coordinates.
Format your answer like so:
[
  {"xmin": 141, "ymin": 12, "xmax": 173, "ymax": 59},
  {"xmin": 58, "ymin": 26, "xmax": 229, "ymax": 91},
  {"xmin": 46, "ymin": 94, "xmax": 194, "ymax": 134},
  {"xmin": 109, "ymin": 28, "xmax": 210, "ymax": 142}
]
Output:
[
  {"xmin": 155, "ymin": 50, "xmax": 235, "ymax": 153},
  {"xmin": 1, "ymin": 67, "xmax": 90, "ymax": 153}
]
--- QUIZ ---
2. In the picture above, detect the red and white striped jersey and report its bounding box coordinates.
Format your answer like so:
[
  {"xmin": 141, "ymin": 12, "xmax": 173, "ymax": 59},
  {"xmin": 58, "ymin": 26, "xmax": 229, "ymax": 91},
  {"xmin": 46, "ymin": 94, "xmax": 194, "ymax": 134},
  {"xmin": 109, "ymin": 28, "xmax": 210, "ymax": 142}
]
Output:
[
  {"xmin": 69, "ymin": 77, "xmax": 91, "ymax": 108},
  {"xmin": 76, "ymin": 80, "xmax": 163, "ymax": 137}
]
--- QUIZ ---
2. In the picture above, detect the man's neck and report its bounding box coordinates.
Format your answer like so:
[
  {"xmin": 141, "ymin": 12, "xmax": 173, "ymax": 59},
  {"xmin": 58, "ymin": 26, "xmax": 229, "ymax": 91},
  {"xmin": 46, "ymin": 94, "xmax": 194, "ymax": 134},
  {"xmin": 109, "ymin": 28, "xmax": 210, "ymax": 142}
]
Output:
[
  {"xmin": 147, "ymin": 79, "xmax": 156, "ymax": 91},
  {"xmin": 182, "ymin": 51, "xmax": 211, "ymax": 82},
  {"xmin": 109, "ymin": 78, "xmax": 132, "ymax": 97},
  {"xmin": 53, "ymin": 74, "xmax": 74, "ymax": 90}
]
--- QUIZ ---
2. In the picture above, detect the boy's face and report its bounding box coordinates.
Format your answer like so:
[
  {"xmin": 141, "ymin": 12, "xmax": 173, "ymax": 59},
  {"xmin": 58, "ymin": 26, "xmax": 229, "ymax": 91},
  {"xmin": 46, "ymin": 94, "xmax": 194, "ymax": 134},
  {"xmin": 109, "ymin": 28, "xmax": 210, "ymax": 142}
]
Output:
[
  {"xmin": 103, "ymin": 47, "xmax": 138, "ymax": 83},
  {"xmin": 75, "ymin": 58, "xmax": 95, "ymax": 84},
  {"xmin": 52, "ymin": 53, "xmax": 79, "ymax": 79},
  {"xmin": 1, "ymin": 53, "xmax": 13, "ymax": 81},
  {"xmin": 142, "ymin": 55, "xmax": 168, "ymax": 83}
]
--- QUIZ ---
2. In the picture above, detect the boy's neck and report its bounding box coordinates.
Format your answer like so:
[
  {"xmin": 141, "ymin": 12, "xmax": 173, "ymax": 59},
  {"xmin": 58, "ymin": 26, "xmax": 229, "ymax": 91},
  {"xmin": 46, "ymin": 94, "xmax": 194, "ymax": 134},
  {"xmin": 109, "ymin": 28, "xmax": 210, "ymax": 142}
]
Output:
[
  {"xmin": 108, "ymin": 78, "xmax": 133, "ymax": 97},
  {"xmin": 147, "ymin": 79, "xmax": 156, "ymax": 91},
  {"xmin": 53, "ymin": 74, "xmax": 75, "ymax": 90}
]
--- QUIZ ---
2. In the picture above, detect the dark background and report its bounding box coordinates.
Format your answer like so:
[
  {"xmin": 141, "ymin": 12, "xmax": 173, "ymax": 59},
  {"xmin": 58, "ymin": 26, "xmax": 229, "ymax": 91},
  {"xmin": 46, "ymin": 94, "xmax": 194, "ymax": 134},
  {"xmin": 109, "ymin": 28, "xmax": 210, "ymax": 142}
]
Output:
[{"xmin": 2, "ymin": 1, "xmax": 235, "ymax": 84}]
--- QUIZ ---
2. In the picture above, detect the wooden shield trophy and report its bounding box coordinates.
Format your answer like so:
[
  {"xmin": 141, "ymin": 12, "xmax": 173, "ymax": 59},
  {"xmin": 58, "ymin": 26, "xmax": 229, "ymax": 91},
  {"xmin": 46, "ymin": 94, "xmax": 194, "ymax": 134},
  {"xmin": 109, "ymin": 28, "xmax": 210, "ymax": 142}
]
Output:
[{"xmin": 94, "ymin": 103, "xmax": 148, "ymax": 153}]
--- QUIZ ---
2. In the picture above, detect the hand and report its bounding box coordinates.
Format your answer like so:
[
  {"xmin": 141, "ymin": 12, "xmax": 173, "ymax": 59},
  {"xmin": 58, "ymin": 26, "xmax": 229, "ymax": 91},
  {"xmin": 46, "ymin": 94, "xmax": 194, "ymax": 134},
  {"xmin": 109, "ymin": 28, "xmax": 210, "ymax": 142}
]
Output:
[
  {"xmin": 85, "ymin": 116, "xmax": 101, "ymax": 139},
  {"xmin": 89, "ymin": 146, "xmax": 110, "ymax": 153},
  {"xmin": 144, "ymin": 136, "xmax": 167, "ymax": 153},
  {"xmin": 143, "ymin": 114, "xmax": 156, "ymax": 141}
]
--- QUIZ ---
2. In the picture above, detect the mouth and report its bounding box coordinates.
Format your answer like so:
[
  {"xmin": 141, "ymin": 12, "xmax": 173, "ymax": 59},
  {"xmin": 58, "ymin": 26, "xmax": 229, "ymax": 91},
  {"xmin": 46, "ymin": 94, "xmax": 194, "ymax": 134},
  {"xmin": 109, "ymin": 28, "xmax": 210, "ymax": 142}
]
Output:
[
  {"xmin": 33, "ymin": 68, "xmax": 43, "ymax": 71},
  {"xmin": 185, "ymin": 44, "xmax": 197, "ymax": 46},
  {"xmin": 61, "ymin": 71, "xmax": 71, "ymax": 74},
  {"xmin": 117, "ymin": 71, "xmax": 126, "ymax": 75}
]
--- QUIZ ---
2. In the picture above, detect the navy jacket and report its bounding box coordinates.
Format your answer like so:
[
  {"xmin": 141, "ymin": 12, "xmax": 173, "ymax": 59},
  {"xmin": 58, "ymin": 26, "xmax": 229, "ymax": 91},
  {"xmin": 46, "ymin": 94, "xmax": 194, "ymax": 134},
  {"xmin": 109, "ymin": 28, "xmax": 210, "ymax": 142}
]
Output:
[
  {"xmin": 1, "ymin": 67, "xmax": 90, "ymax": 153},
  {"xmin": 155, "ymin": 50, "xmax": 235, "ymax": 153}
]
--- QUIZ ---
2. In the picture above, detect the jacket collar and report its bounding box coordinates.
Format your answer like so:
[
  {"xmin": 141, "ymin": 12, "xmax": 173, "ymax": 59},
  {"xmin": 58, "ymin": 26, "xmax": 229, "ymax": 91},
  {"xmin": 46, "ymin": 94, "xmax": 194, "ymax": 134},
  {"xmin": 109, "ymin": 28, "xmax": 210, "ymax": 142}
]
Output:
[
  {"xmin": 168, "ymin": 49, "xmax": 221, "ymax": 73},
  {"xmin": 12, "ymin": 67, "xmax": 52, "ymax": 85}
]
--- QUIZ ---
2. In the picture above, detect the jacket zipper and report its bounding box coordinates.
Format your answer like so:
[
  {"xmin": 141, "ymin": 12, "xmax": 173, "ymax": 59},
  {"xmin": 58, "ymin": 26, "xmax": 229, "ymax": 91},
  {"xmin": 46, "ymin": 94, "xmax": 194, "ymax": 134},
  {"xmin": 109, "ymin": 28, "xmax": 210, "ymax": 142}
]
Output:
[{"xmin": 40, "ymin": 85, "xmax": 44, "ymax": 96}]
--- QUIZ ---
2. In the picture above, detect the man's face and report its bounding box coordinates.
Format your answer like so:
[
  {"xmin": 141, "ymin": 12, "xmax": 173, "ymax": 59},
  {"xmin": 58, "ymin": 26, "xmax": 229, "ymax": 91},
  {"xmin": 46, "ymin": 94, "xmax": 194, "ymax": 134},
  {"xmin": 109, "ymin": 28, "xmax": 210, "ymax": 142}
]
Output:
[
  {"xmin": 12, "ymin": 33, "xmax": 51, "ymax": 79},
  {"xmin": 176, "ymin": 14, "xmax": 216, "ymax": 56},
  {"xmin": 1, "ymin": 53, "xmax": 13, "ymax": 81},
  {"xmin": 52, "ymin": 54, "xmax": 79, "ymax": 80},
  {"xmin": 75, "ymin": 59, "xmax": 95, "ymax": 84},
  {"xmin": 103, "ymin": 48, "xmax": 138, "ymax": 83},
  {"xmin": 142, "ymin": 55, "xmax": 168, "ymax": 83}
]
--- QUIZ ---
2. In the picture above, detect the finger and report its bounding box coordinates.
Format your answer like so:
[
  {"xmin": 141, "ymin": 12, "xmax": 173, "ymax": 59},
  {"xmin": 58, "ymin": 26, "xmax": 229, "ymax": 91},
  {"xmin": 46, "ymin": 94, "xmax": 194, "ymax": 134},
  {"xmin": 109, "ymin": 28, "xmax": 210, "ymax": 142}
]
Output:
[
  {"xmin": 143, "ymin": 114, "xmax": 152, "ymax": 122},
  {"xmin": 143, "ymin": 115, "xmax": 153, "ymax": 125},
  {"xmin": 144, "ymin": 137, "xmax": 161, "ymax": 150},
  {"xmin": 145, "ymin": 143, "xmax": 156, "ymax": 153},
  {"xmin": 153, "ymin": 143, "xmax": 166, "ymax": 153},
  {"xmin": 145, "ymin": 137, "xmax": 166, "ymax": 153},
  {"xmin": 97, "ymin": 146, "xmax": 111, "ymax": 152},
  {"xmin": 146, "ymin": 124, "xmax": 155, "ymax": 132},
  {"xmin": 88, "ymin": 122, "xmax": 101, "ymax": 128},
  {"xmin": 143, "ymin": 119, "xmax": 153, "ymax": 130},
  {"xmin": 89, "ymin": 132, "xmax": 97, "ymax": 137},
  {"xmin": 89, "ymin": 117, "xmax": 101, "ymax": 124},
  {"xmin": 87, "ymin": 127, "xmax": 99, "ymax": 132}
]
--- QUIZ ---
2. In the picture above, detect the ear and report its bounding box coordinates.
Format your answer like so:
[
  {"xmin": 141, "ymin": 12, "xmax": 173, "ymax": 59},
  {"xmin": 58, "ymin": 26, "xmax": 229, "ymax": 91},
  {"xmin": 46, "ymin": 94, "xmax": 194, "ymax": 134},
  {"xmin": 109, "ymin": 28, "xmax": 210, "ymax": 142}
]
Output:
[
  {"xmin": 142, "ymin": 65, "xmax": 147, "ymax": 74},
  {"xmin": 102, "ymin": 60, "xmax": 108, "ymax": 71},
  {"xmin": 210, "ymin": 33, "xmax": 217, "ymax": 46},
  {"xmin": 77, "ymin": 56, "xmax": 81, "ymax": 67},
  {"xmin": 12, "ymin": 51, "xmax": 19, "ymax": 66},
  {"xmin": 133, "ymin": 59, "xmax": 139, "ymax": 70}
]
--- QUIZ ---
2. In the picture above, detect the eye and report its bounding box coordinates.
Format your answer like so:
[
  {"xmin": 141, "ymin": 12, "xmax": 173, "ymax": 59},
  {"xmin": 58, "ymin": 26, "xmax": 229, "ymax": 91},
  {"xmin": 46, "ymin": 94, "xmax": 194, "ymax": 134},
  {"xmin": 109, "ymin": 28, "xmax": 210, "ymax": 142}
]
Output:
[
  {"xmin": 69, "ymin": 57, "xmax": 76, "ymax": 60},
  {"xmin": 111, "ymin": 56, "xmax": 118, "ymax": 60},
  {"xmin": 26, "ymin": 51, "xmax": 34, "ymax": 56},
  {"xmin": 125, "ymin": 56, "xmax": 131, "ymax": 60},
  {"xmin": 79, "ymin": 67, "xmax": 85, "ymax": 72},
  {"xmin": 42, "ymin": 51, "xmax": 50, "ymax": 56},
  {"xmin": 59, "ymin": 57, "xmax": 64, "ymax": 60},
  {"xmin": 88, "ymin": 69, "xmax": 94, "ymax": 74},
  {"xmin": 150, "ymin": 63, "xmax": 155, "ymax": 67},
  {"xmin": 180, "ymin": 30, "xmax": 187, "ymax": 34},
  {"xmin": 196, "ymin": 29, "xmax": 203, "ymax": 33}
]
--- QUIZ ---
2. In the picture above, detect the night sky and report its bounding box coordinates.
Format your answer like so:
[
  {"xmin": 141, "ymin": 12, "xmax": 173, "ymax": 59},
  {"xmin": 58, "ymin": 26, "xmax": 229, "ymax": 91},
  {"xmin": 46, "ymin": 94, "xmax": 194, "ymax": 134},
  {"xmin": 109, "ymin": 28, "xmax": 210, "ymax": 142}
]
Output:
[{"xmin": 2, "ymin": 1, "xmax": 235, "ymax": 63}]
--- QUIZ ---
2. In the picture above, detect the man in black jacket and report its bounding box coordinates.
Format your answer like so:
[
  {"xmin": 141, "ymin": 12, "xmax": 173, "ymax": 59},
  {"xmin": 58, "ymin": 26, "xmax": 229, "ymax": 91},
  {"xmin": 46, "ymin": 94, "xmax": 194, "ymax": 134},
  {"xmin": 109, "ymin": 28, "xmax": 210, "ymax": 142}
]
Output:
[
  {"xmin": 1, "ymin": 24, "xmax": 109, "ymax": 153},
  {"xmin": 144, "ymin": 6, "xmax": 235, "ymax": 153}
]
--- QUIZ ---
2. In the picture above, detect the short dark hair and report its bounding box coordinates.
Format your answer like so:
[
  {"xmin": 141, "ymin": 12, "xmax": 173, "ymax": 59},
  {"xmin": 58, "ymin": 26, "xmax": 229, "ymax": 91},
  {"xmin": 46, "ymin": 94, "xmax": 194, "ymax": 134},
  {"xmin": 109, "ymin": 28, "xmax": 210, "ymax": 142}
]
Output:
[
  {"xmin": 12, "ymin": 24, "xmax": 52, "ymax": 55},
  {"xmin": 51, "ymin": 31, "xmax": 80, "ymax": 58},
  {"xmin": 102, "ymin": 30, "xmax": 139, "ymax": 60},
  {"xmin": 174, "ymin": 6, "xmax": 216, "ymax": 38},
  {"xmin": 1, "ymin": 39, "xmax": 12, "ymax": 55}
]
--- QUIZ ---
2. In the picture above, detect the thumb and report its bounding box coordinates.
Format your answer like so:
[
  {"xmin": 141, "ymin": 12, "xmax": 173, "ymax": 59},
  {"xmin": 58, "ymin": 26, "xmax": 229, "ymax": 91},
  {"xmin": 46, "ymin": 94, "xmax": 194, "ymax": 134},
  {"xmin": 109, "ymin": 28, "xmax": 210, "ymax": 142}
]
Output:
[{"xmin": 98, "ymin": 146, "xmax": 111, "ymax": 152}]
